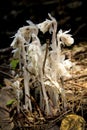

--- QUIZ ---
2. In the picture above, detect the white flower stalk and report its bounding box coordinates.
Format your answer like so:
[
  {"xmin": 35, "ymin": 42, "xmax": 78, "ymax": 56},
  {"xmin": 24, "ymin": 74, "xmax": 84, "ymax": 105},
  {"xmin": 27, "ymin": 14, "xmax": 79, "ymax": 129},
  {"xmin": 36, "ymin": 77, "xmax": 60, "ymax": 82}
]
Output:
[
  {"xmin": 48, "ymin": 13, "xmax": 57, "ymax": 50},
  {"xmin": 37, "ymin": 13, "xmax": 57, "ymax": 50},
  {"xmin": 11, "ymin": 28, "xmax": 34, "ymax": 111},
  {"xmin": 21, "ymin": 41, "xmax": 32, "ymax": 111},
  {"xmin": 44, "ymin": 81, "xmax": 60, "ymax": 110},
  {"xmin": 40, "ymin": 74, "xmax": 51, "ymax": 115},
  {"xmin": 57, "ymin": 30, "xmax": 72, "ymax": 62},
  {"xmin": 54, "ymin": 29, "xmax": 74, "ymax": 110},
  {"xmin": 28, "ymin": 33, "xmax": 51, "ymax": 115},
  {"xmin": 27, "ymin": 34, "xmax": 42, "ymax": 76},
  {"xmin": 11, "ymin": 80, "xmax": 22, "ymax": 113}
]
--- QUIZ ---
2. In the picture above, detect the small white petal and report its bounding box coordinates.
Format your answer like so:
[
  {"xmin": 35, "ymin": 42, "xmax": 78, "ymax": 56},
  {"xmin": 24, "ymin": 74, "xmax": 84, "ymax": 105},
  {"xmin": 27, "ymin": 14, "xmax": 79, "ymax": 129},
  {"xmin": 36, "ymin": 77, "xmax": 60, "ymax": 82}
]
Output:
[
  {"xmin": 63, "ymin": 59, "xmax": 73, "ymax": 69},
  {"xmin": 63, "ymin": 29, "xmax": 71, "ymax": 34},
  {"xmin": 57, "ymin": 63, "xmax": 71, "ymax": 78}
]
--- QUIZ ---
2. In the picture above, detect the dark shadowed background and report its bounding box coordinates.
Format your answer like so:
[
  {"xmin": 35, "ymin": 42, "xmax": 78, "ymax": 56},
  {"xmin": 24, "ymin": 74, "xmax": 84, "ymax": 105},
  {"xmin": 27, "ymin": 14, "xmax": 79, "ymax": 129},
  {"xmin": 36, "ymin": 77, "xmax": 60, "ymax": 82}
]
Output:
[{"xmin": 0, "ymin": 0, "xmax": 87, "ymax": 48}]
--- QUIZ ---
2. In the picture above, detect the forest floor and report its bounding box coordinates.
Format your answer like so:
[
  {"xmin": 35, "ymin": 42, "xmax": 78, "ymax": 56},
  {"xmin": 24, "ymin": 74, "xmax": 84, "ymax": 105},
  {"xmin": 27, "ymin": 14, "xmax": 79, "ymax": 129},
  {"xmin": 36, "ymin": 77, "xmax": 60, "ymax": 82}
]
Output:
[{"xmin": 0, "ymin": 41, "xmax": 87, "ymax": 130}]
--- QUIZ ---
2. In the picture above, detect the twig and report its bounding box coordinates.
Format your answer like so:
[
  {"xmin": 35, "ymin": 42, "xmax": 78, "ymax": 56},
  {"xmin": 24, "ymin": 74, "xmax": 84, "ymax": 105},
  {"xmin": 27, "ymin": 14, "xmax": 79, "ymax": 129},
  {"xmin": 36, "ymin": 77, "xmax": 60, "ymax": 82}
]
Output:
[
  {"xmin": 64, "ymin": 74, "xmax": 87, "ymax": 82},
  {"xmin": 20, "ymin": 108, "xmax": 32, "ymax": 124},
  {"xmin": 66, "ymin": 81, "xmax": 87, "ymax": 88},
  {"xmin": 0, "ymin": 65, "xmax": 10, "ymax": 69},
  {"xmin": 0, "ymin": 70, "xmax": 14, "ymax": 79},
  {"xmin": 0, "ymin": 47, "xmax": 12, "ymax": 54},
  {"xmin": 73, "ymin": 23, "xmax": 86, "ymax": 36},
  {"xmin": 0, "ymin": 106, "xmax": 10, "ymax": 113},
  {"xmin": 47, "ymin": 110, "xmax": 72, "ymax": 130},
  {"xmin": 26, "ymin": 94, "xmax": 44, "ymax": 118}
]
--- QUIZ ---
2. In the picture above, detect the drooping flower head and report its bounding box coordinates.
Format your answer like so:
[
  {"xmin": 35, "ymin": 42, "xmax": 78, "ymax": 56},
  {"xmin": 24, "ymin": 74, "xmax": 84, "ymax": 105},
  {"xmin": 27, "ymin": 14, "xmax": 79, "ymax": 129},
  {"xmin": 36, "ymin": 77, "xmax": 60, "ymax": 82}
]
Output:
[
  {"xmin": 37, "ymin": 13, "xmax": 57, "ymax": 34},
  {"xmin": 11, "ymin": 25, "xmax": 38, "ymax": 48},
  {"xmin": 37, "ymin": 19, "xmax": 53, "ymax": 34},
  {"xmin": 57, "ymin": 29, "xmax": 74, "ymax": 46}
]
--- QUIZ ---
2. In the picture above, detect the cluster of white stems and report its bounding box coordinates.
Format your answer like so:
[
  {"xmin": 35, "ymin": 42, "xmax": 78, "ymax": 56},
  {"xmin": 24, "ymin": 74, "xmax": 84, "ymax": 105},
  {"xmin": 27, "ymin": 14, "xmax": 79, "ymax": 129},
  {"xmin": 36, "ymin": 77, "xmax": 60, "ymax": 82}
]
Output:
[{"xmin": 11, "ymin": 14, "xmax": 74, "ymax": 116}]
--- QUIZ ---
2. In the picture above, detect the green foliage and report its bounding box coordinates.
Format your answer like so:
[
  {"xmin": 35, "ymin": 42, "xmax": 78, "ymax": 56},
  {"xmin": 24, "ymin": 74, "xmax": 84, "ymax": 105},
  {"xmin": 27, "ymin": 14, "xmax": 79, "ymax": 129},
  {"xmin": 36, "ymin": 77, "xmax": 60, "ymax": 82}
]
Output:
[
  {"xmin": 10, "ymin": 59, "xmax": 19, "ymax": 69},
  {"xmin": 6, "ymin": 99, "xmax": 16, "ymax": 107},
  {"xmin": 0, "ymin": 84, "xmax": 3, "ymax": 88}
]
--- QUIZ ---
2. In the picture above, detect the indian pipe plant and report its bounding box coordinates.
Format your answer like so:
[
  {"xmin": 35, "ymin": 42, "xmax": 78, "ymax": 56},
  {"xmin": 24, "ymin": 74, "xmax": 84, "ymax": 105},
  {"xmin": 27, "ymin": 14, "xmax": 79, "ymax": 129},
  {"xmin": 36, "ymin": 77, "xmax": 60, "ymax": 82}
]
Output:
[{"xmin": 10, "ymin": 13, "xmax": 74, "ymax": 116}]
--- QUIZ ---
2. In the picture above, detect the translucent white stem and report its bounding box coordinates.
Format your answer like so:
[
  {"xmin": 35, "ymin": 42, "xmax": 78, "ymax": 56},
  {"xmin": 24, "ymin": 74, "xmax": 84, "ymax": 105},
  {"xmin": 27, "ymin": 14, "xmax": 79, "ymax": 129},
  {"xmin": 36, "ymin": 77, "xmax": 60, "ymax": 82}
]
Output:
[
  {"xmin": 57, "ymin": 36, "xmax": 61, "ymax": 62},
  {"xmin": 22, "ymin": 43, "xmax": 32, "ymax": 111},
  {"xmin": 40, "ymin": 69, "xmax": 51, "ymax": 115},
  {"xmin": 24, "ymin": 68, "xmax": 32, "ymax": 111},
  {"xmin": 51, "ymin": 19, "xmax": 57, "ymax": 50}
]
